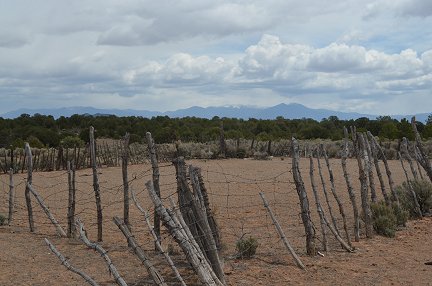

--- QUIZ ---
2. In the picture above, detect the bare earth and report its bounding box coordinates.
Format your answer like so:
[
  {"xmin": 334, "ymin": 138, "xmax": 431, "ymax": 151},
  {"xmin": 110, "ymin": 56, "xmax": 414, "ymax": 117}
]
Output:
[{"xmin": 0, "ymin": 158, "xmax": 431, "ymax": 285}]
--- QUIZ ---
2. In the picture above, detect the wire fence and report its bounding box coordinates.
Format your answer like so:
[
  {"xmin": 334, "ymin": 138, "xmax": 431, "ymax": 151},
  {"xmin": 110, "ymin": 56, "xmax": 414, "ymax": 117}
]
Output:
[{"xmin": 0, "ymin": 152, "xmax": 419, "ymax": 285}]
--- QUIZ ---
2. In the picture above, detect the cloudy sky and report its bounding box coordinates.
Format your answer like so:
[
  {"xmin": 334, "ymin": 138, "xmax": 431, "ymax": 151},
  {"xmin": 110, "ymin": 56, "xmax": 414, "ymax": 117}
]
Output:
[{"xmin": 0, "ymin": 0, "xmax": 431, "ymax": 115}]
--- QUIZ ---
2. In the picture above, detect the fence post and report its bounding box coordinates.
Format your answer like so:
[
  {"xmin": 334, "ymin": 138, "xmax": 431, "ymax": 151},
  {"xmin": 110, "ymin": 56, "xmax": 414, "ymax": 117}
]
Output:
[
  {"xmin": 113, "ymin": 216, "xmax": 167, "ymax": 286},
  {"xmin": 309, "ymin": 155, "xmax": 328, "ymax": 252},
  {"xmin": 8, "ymin": 168, "xmax": 14, "ymax": 225},
  {"xmin": 291, "ymin": 137, "xmax": 316, "ymax": 256},
  {"xmin": 24, "ymin": 143, "xmax": 35, "ymax": 232},
  {"xmin": 401, "ymin": 137, "xmax": 418, "ymax": 180},
  {"xmin": 76, "ymin": 219, "xmax": 127, "ymax": 286},
  {"xmin": 321, "ymin": 144, "xmax": 351, "ymax": 248},
  {"xmin": 146, "ymin": 132, "xmax": 161, "ymax": 249},
  {"xmin": 121, "ymin": 133, "xmax": 130, "ymax": 229},
  {"xmin": 260, "ymin": 192, "xmax": 306, "ymax": 269},
  {"xmin": 398, "ymin": 152, "xmax": 422, "ymax": 218},
  {"xmin": 44, "ymin": 238, "xmax": 99, "ymax": 286},
  {"xmin": 356, "ymin": 133, "xmax": 374, "ymax": 238},
  {"xmin": 131, "ymin": 189, "xmax": 187, "ymax": 286},
  {"xmin": 90, "ymin": 126, "xmax": 103, "ymax": 242},
  {"xmin": 67, "ymin": 161, "xmax": 77, "ymax": 238},
  {"xmin": 367, "ymin": 131, "xmax": 398, "ymax": 203},
  {"xmin": 343, "ymin": 127, "xmax": 360, "ymax": 241},
  {"xmin": 411, "ymin": 117, "xmax": 432, "ymax": 182}
]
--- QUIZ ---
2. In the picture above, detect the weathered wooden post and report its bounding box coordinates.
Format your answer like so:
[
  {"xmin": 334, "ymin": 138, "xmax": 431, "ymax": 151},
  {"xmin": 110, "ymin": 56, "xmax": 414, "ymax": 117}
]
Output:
[
  {"xmin": 343, "ymin": 127, "xmax": 360, "ymax": 241},
  {"xmin": 309, "ymin": 155, "xmax": 328, "ymax": 252},
  {"xmin": 291, "ymin": 137, "xmax": 316, "ymax": 256},
  {"xmin": 8, "ymin": 168, "xmax": 14, "ymax": 225},
  {"xmin": 147, "ymin": 181, "xmax": 224, "ymax": 286},
  {"xmin": 364, "ymin": 135, "xmax": 377, "ymax": 203},
  {"xmin": 44, "ymin": 238, "xmax": 99, "ymax": 286},
  {"xmin": 113, "ymin": 216, "xmax": 167, "ymax": 286},
  {"xmin": 321, "ymin": 144, "xmax": 351, "ymax": 247},
  {"xmin": 260, "ymin": 192, "xmax": 305, "ymax": 269},
  {"xmin": 131, "ymin": 189, "xmax": 187, "ymax": 286},
  {"xmin": 356, "ymin": 133, "xmax": 373, "ymax": 238},
  {"xmin": 24, "ymin": 143, "xmax": 35, "ymax": 232},
  {"xmin": 90, "ymin": 126, "xmax": 103, "ymax": 242},
  {"xmin": 121, "ymin": 133, "xmax": 130, "ymax": 229},
  {"xmin": 398, "ymin": 152, "xmax": 422, "ymax": 218},
  {"xmin": 146, "ymin": 131, "xmax": 161, "ymax": 248},
  {"xmin": 189, "ymin": 166, "xmax": 225, "ymax": 284},
  {"xmin": 76, "ymin": 219, "xmax": 127, "ymax": 286},
  {"xmin": 67, "ymin": 161, "xmax": 76, "ymax": 238},
  {"xmin": 316, "ymin": 148, "xmax": 339, "ymax": 235},
  {"xmin": 367, "ymin": 131, "xmax": 398, "ymax": 203},
  {"xmin": 367, "ymin": 131, "xmax": 390, "ymax": 204},
  {"xmin": 401, "ymin": 137, "xmax": 418, "ymax": 180},
  {"xmin": 411, "ymin": 117, "xmax": 432, "ymax": 182}
]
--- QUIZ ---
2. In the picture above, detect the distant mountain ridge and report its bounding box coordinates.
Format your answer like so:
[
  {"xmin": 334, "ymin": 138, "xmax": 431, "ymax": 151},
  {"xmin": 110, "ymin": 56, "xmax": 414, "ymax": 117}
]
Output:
[{"xmin": 0, "ymin": 103, "xmax": 428, "ymax": 122}]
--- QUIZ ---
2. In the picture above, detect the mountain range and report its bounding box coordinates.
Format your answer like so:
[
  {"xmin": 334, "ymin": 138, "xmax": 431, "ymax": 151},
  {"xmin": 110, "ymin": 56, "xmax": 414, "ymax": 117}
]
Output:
[{"xmin": 0, "ymin": 103, "xmax": 428, "ymax": 122}]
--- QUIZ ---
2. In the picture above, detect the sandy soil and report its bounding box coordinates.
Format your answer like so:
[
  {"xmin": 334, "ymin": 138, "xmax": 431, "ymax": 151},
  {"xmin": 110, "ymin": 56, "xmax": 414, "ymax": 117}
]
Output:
[{"xmin": 0, "ymin": 158, "xmax": 431, "ymax": 285}]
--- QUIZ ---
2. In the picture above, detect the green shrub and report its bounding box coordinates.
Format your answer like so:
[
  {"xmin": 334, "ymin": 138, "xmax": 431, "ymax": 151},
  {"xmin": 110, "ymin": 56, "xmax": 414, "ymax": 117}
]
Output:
[
  {"xmin": 396, "ymin": 179, "xmax": 432, "ymax": 218},
  {"xmin": 370, "ymin": 202, "xmax": 397, "ymax": 237},
  {"xmin": 60, "ymin": 136, "xmax": 85, "ymax": 148},
  {"xmin": 0, "ymin": 214, "xmax": 6, "ymax": 226},
  {"xmin": 236, "ymin": 236, "xmax": 258, "ymax": 259},
  {"xmin": 391, "ymin": 202, "xmax": 408, "ymax": 227}
]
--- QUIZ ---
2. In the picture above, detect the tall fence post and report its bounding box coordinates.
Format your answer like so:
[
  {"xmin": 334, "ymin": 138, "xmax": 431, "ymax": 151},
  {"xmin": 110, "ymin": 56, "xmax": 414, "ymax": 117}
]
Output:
[
  {"xmin": 357, "ymin": 133, "xmax": 374, "ymax": 238},
  {"xmin": 24, "ymin": 143, "xmax": 35, "ymax": 232},
  {"xmin": 67, "ymin": 161, "xmax": 77, "ymax": 238},
  {"xmin": 146, "ymin": 132, "xmax": 161, "ymax": 249},
  {"xmin": 90, "ymin": 126, "xmax": 103, "ymax": 242},
  {"xmin": 343, "ymin": 127, "xmax": 360, "ymax": 241},
  {"xmin": 8, "ymin": 168, "xmax": 14, "ymax": 225},
  {"xmin": 291, "ymin": 137, "xmax": 316, "ymax": 256},
  {"xmin": 121, "ymin": 133, "xmax": 130, "ymax": 229},
  {"xmin": 309, "ymin": 155, "xmax": 328, "ymax": 252}
]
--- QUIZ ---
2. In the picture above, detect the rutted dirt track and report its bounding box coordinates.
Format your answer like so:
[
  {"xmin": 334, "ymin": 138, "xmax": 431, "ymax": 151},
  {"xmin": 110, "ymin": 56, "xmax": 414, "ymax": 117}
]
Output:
[{"xmin": 0, "ymin": 158, "xmax": 431, "ymax": 285}]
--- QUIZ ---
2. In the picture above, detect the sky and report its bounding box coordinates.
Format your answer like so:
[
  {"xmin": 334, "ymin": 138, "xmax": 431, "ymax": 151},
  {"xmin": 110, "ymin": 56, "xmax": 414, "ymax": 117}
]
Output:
[{"xmin": 0, "ymin": 0, "xmax": 431, "ymax": 115}]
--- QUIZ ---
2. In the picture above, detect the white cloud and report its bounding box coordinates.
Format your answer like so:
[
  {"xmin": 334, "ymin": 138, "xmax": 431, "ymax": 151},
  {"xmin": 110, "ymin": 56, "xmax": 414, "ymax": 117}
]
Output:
[{"xmin": 0, "ymin": 1, "xmax": 431, "ymax": 115}]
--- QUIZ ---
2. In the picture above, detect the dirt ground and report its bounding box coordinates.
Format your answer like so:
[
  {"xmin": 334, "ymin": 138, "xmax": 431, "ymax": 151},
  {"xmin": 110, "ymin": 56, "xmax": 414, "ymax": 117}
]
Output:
[{"xmin": 0, "ymin": 158, "xmax": 431, "ymax": 285}]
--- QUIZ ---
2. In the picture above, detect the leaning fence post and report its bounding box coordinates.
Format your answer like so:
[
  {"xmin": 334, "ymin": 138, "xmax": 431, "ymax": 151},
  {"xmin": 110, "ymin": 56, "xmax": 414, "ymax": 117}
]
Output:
[
  {"xmin": 8, "ymin": 168, "xmax": 14, "ymax": 225},
  {"xmin": 401, "ymin": 137, "xmax": 418, "ymax": 180},
  {"xmin": 146, "ymin": 132, "xmax": 161, "ymax": 248},
  {"xmin": 309, "ymin": 155, "xmax": 328, "ymax": 252},
  {"xmin": 411, "ymin": 117, "xmax": 432, "ymax": 182},
  {"xmin": 398, "ymin": 152, "xmax": 422, "ymax": 218},
  {"xmin": 24, "ymin": 143, "xmax": 35, "ymax": 232},
  {"xmin": 131, "ymin": 189, "xmax": 187, "ymax": 286},
  {"xmin": 44, "ymin": 238, "xmax": 99, "ymax": 286},
  {"xmin": 76, "ymin": 219, "xmax": 127, "ymax": 286},
  {"xmin": 291, "ymin": 137, "xmax": 316, "ymax": 256},
  {"xmin": 90, "ymin": 126, "xmax": 103, "ymax": 242},
  {"xmin": 259, "ymin": 192, "xmax": 306, "ymax": 269},
  {"xmin": 113, "ymin": 216, "xmax": 167, "ymax": 286},
  {"xmin": 27, "ymin": 184, "xmax": 66, "ymax": 237}
]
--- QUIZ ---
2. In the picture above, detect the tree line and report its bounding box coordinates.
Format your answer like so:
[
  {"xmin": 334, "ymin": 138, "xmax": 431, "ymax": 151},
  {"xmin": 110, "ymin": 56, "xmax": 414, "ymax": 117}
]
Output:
[{"xmin": 0, "ymin": 113, "xmax": 431, "ymax": 148}]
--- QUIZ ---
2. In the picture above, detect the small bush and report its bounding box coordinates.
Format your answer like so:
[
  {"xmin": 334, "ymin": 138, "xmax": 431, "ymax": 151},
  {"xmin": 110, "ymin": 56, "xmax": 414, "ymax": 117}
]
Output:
[
  {"xmin": 236, "ymin": 236, "xmax": 258, "ymax": 259},
  {"xmin": 0, "ymin": 214, "xmax": 6, "ymax": 226},
  {"xmin": 391, "ymin": 202, "xmax": 408, "ymax": 227},
  {"xmin": 370, "ymin": 202, "xmax": 397, "ymax": 237},
  {"xmin": 396, "ymin": 179, "xmax": 432, "ymax": 218}
]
